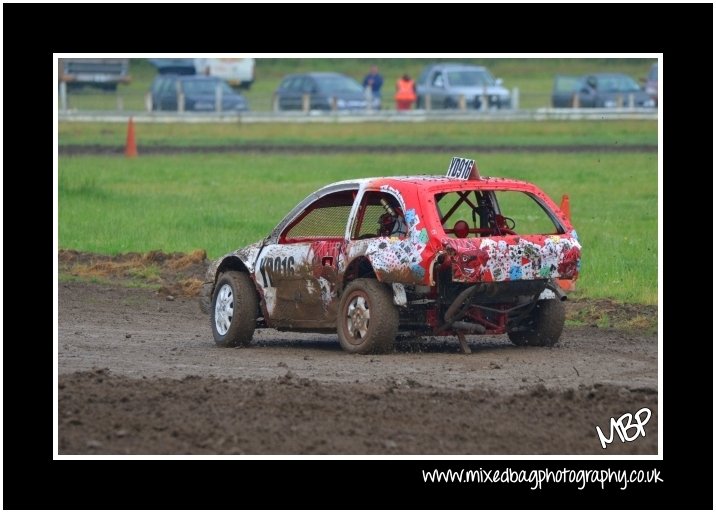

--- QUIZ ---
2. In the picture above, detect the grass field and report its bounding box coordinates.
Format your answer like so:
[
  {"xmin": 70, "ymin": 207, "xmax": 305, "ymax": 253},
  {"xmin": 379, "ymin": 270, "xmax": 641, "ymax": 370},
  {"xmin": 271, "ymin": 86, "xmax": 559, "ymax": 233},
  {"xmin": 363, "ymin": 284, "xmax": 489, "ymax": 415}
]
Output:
[
  {"xmin": 64, "ymin": 57, "xmax": 656, "ymax": 111},
  {"xmin": 58, "ymin": 152, "xmax": 657, "ymax": 304},
  {"xmin": 58, "ymin": 119, "xmax": 657, "ymax": 148}
]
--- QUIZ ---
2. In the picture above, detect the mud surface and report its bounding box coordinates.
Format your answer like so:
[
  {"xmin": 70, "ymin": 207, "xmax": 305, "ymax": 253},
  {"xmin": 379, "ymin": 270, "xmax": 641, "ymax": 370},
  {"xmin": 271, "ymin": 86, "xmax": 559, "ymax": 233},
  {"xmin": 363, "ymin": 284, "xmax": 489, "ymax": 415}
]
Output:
[
  {"xmin": 58, "ymin": 143, "xmax": 657, "ymax": 156},
  {"xmin": 58, "ymin": 277, "xmax": 658, "ymax": 455}
]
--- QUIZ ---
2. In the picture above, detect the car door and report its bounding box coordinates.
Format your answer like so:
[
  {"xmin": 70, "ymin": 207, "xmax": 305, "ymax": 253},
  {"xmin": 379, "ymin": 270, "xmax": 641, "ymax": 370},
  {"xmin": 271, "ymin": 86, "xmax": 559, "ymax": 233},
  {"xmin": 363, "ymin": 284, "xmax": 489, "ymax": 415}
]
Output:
[
  {"xmin": 429, "ymin": 70, "xmax": 447, "ymax": 106},
  {"xmin": 159, "ymin": 77, "xmax": 179, "ymax": 111},
  {"xmin": 303, "ymin": 77, "xmax": 323, "ymax": 110},
  {"xmin": 279, "ymin": 76, "xmax": 304, "ymax": 110},
  {"xmin": 578, "ymin": 76, "xmax": 598, "ymax": 107},
  {"xmin": 254, "ymin": 189, "xmax": 357, "ymax": 329}
]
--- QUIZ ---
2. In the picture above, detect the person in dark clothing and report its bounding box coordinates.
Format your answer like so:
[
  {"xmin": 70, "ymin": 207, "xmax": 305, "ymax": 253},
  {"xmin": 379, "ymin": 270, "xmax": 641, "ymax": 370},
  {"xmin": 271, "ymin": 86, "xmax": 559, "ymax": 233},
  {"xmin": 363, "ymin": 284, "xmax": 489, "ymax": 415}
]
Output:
[{"xmin": 362, "ymin": 65, "xmax": 384, "ymax": 109}]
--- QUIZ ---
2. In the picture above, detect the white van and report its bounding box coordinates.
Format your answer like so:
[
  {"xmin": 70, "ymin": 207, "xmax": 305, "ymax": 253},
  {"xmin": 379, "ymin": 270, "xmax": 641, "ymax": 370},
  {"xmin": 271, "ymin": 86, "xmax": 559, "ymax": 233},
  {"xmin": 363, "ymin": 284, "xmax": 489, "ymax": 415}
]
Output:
[{"xmin": 194, "ymin": 58, "xmax": 255, "ymax": 90}]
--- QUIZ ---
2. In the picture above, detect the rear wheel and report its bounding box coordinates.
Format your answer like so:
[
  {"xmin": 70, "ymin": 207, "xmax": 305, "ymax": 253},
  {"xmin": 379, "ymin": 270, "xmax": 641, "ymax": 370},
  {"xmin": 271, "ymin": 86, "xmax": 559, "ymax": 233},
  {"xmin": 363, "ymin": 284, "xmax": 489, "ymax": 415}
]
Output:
[
  {"xmin": 508, "ymin": 299, "xmax": 565, "ymax": 347},
  {"xmin": 211, "ymin": 271, "xmax": 257, "ymax": 347},
  {"xmin": 337, "ymin": 279, "xmax": 398, "ymax": 354}
]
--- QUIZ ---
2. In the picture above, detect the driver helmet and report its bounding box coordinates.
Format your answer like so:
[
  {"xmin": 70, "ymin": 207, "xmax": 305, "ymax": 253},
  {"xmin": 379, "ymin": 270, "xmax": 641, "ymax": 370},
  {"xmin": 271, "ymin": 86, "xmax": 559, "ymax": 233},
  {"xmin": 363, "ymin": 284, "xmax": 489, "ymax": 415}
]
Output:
[{"xmin": 378, "ymin": 212, "xmax": 397, "ymax": 236}]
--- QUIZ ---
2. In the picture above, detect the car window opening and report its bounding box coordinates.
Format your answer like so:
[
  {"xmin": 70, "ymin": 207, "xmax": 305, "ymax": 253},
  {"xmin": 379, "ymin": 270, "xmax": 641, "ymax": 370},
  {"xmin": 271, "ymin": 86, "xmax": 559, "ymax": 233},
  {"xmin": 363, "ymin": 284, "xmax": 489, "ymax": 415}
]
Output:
[
  {"xmin": 281, "ymin": 190, "xmax": 355, "ymax": 243},
  {"xmin": 352, "ymin": 192, "xmax": 407, "ymax": 240},
  {"xmin": 436, "ymin": 190, "xmax": 563, "ymax": 238}
]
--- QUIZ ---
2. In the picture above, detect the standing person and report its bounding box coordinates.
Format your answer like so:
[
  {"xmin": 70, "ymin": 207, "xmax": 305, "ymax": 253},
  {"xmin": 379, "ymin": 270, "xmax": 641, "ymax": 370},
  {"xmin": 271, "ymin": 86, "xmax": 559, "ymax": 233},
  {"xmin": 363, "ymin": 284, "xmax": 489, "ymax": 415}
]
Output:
[
  {"xmin": 362, "ymin": 65, "xmax": 383, "ymax": 109},
  {"xmin": 394, "ymin": 73, "xmax": 416, "ymax": 111}
]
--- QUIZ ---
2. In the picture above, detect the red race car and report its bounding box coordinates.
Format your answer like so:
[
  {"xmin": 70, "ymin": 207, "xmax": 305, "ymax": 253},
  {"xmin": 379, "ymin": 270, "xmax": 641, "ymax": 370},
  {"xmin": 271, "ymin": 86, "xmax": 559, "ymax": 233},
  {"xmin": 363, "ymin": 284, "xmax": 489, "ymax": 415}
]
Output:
[{"xmin": 200, "ymin": 157, "xmax": 581, "ymax": 354}]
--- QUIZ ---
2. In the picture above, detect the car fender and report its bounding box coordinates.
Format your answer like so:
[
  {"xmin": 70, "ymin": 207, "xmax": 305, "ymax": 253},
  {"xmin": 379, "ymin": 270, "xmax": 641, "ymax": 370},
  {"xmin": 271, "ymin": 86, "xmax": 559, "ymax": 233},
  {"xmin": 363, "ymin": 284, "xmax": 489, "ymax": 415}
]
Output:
[{"xmin": 199, "ymin": 240, "xmax": 264, "ymax": 314}]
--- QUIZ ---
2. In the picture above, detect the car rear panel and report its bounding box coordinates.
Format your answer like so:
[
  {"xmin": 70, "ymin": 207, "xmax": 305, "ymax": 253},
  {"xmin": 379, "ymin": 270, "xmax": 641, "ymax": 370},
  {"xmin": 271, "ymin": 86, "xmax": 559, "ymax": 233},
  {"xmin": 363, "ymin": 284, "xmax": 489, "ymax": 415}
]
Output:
[{"xmin": 441, "ymin": 234, "xmax": 581, "ymax": 283}]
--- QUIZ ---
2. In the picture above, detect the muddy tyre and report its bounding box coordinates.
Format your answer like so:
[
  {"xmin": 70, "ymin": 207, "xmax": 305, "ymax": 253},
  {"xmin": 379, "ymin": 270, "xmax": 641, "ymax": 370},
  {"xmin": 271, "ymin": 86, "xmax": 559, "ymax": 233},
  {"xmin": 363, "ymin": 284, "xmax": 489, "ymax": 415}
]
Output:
[
  {"xmin": 211, "ymin": 271, "xmax": 257, "ymax": 347},
  {"xmin": 508, "ymin": 299, "xmax": 565, "ymax": 347},
  {"xmin": 337, "ymin": 279, "xmax": 398, "ymax": 354}
]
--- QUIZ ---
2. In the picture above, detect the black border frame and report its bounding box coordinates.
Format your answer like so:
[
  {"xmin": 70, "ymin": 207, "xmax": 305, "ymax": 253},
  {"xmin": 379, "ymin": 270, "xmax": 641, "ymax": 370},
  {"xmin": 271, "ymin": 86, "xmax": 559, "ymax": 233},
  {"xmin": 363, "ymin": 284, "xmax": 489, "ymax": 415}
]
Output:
[{"xmin": 4, "ymin": 2, "xmax": 712, "ymax": 510}]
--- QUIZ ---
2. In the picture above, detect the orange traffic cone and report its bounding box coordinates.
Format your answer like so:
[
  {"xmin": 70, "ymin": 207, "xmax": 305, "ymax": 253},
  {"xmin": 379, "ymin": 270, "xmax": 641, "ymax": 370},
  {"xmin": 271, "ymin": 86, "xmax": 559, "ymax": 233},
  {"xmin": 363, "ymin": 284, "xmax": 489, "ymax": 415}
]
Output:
[
  {"xmin": 560, "ymin": 194, "xmax": 571, "ymax": 221},
  {"xmin": 125, "ymin": 117, "xmax": 138, "ymax": 158}
]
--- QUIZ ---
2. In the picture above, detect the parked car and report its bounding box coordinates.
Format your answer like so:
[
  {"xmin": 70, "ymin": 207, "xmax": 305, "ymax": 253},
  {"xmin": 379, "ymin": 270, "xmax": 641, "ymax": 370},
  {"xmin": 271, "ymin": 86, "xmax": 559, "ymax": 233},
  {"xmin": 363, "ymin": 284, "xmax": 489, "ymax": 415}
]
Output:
[
  {"xmin": 551, "ymin": 73, "xmax": 656, "ymax": 108},
  {"xmin": 59, "ymin": 58, "xmax": 131, "ymax": 91},
  {"xmin": 149, "ymin": 75, "xmax": 249, "ymax": 112},
  {"xmin": 415, "ymin": 63, "xmax": 511, "ymax": 110},
  {"xmin": 644, "ymin": 63, "xmax": 658, "ymax": 107},
  {"xmin": 148, "ymin": 58, "xmax": 196, "ymax": 75},
  {"xmin": 199, "ymin": 157, "xmax": 581, "ymax": 354},
  {"xmin": 274, "ymin": 72, "xmax": 379, "ymax": 111}
]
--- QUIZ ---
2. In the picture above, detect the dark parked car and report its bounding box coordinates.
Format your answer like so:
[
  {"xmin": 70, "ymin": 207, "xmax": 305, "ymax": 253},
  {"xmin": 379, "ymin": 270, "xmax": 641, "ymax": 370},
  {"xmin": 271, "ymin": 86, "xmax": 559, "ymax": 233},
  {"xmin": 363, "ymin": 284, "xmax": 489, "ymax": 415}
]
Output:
[
  {"xmin": 150, "ymin": 75, "xmax": 248, "ymax": 112},
  {"xmin": 415, "ymin": 63, "xmax": 511, "ymax": 109},
  {"xmin": 59, "ymin": 58, "xmax": 131, "ymax": 91},
  {"xmin": 274, "ymin": 72, "xmax": 378, "ymax": 111},
  {"xmin": 644, "ymin": 63, "xmax": 658, "ymax": 107},
  {"xmin": 552, "ymin": 73, "xmax": 655, "ymax": 108}
]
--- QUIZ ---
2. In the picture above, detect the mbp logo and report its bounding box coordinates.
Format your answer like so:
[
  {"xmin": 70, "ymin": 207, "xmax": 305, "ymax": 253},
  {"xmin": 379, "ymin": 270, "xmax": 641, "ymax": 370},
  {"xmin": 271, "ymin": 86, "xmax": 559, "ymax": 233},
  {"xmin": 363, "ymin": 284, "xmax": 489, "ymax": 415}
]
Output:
[{"xmin": 596, "ymin": 408, "xmax": 651, "ymax": 449}]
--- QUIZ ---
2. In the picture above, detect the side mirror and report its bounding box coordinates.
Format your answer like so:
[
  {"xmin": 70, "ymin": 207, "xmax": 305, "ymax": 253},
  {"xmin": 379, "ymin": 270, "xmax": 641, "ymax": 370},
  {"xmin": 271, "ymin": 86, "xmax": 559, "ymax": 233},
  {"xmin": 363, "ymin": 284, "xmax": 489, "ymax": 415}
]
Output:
[{"xmin": 495, "ymin": 78, "xmax": 503, "ymax": 86}]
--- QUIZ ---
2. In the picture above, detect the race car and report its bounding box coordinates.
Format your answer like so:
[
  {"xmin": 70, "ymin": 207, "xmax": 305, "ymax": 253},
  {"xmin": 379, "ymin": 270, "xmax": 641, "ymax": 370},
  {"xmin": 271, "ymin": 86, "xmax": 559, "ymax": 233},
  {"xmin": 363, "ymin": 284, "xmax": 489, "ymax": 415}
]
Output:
[{"xmin": 200, "ymin": 157, "xmax": 581, "ymax": 354}]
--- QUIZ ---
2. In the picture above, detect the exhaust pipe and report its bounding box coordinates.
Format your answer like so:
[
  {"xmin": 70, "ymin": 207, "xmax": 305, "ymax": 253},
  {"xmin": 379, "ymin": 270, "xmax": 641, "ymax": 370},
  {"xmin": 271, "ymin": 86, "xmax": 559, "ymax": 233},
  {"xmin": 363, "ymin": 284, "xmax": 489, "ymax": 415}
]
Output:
[
  {"xmin": 451, "ymin": 321, "xmax": 486, "ymax": 334},
  {"xmin": 547, "ymin": 280, "xmax": 568, "ymax": 301}
]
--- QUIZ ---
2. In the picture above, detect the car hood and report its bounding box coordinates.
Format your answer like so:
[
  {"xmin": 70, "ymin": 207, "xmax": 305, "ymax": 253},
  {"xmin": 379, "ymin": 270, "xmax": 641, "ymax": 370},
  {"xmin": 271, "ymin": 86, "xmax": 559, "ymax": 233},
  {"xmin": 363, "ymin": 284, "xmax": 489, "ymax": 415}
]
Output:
[{"xmin": 421, "ymin": 85, "xmax": 510, "ymax": 97}]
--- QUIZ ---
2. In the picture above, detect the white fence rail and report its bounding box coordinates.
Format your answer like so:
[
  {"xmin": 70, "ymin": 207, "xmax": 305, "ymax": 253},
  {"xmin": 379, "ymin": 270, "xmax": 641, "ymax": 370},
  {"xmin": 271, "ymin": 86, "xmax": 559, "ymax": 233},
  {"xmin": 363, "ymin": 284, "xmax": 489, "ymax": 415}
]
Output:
[
  {"xmin": 59, "ymin": 108, "xmax": 657, "ymax": 123},
  {"xmin": 58, "ymin": 85, "xmax": 657, "ymax": 122}
]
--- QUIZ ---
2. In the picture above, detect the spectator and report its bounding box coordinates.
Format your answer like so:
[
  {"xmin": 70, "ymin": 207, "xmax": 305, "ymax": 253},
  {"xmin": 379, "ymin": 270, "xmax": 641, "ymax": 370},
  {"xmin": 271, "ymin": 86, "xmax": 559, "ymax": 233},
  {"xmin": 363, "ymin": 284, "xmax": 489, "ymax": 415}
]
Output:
[
  {"xmin": 362, "ymin": 65, "xmax": 383, "ymax": 109},
  {"xmin": 394, "ymin": 73, "xmax": 416, "ymax": 111}
]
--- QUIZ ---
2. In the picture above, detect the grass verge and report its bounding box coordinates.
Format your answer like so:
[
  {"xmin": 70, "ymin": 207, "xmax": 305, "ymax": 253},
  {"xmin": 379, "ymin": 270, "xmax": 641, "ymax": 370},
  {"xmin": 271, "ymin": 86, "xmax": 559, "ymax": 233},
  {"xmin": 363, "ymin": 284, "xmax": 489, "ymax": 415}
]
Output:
[{"xmin": 59, "ymin": 152, "xmax": 657, "ymax": 304}]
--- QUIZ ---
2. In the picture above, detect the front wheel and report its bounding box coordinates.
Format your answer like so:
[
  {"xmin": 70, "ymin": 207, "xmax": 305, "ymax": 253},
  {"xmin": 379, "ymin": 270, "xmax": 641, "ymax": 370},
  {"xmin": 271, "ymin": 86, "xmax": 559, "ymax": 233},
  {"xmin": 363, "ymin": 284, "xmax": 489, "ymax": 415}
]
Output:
[
  {"xmin": 508, "ymin": 299, "xmax": 565, "ymax": 347},
  {"xmin": 211, "ymin": 271, "xmax": 257, "ymax": 347},
  {"xmin": 337, "ymin": 279, "xmax": 398, "ymax": 354}
]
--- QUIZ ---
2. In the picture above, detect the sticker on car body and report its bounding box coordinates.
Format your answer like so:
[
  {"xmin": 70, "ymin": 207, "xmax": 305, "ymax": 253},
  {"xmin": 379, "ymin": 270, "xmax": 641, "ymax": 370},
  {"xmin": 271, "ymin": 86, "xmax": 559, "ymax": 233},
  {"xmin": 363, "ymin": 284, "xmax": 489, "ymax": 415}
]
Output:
[{"xmin": 446, "ymin": 157, "xmax": 476, "ymax": 180}]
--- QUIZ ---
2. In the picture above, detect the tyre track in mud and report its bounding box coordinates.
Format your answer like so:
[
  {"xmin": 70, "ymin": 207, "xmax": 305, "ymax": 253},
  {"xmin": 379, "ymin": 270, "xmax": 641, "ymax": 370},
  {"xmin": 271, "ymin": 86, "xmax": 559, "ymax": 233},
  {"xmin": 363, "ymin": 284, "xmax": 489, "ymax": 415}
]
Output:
[
  {"xmin": 58, "ymin": 281, "xmax": 658, "ymax": 455},
  {"xmin": 59, "ymin": 143, "xmax": 657, "ymax": 156}
]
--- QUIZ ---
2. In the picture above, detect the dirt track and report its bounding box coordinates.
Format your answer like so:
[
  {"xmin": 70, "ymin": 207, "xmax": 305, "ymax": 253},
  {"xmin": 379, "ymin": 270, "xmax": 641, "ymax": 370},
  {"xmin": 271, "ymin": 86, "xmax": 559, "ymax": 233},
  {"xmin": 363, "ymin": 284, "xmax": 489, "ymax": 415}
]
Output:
[{"xmin": 58, "ymin": 280, "xmax": 658, "ymax": 455}]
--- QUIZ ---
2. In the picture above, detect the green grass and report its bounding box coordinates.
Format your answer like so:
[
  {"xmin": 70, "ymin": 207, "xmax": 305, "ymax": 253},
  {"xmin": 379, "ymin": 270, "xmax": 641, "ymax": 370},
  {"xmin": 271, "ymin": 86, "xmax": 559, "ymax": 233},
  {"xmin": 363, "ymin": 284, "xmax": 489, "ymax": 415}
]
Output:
[
  {"xmin": 64, "ymin": 57, "xmax": 656, "ymax": 111},
  {"xmin": 59, "ymin": 119, "xmax": 657, "ymax": 147},
  {"xmin": 58, "ymin": 152, "xmax": 657, "ymax": 304}
]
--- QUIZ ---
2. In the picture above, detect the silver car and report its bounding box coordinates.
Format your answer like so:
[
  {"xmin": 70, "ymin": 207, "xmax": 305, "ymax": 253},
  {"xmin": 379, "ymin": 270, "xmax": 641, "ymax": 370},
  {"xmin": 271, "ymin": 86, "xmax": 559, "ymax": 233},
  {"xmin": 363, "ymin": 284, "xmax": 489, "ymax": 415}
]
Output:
[{"xmin": 415, "ymin": 63, "xmax": 511, "ymax": 110}]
